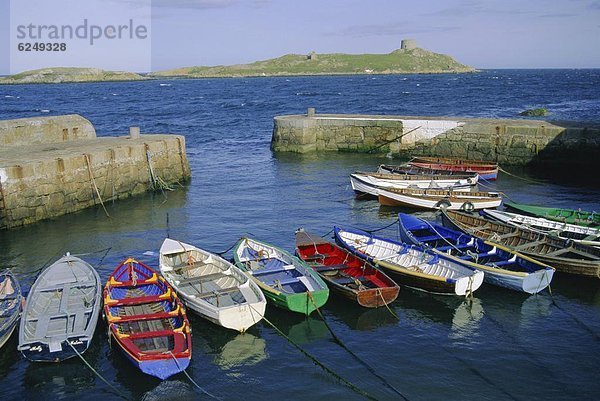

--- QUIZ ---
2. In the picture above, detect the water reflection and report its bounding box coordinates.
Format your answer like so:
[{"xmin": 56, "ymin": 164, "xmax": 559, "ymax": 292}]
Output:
[
  {"xmin": 265, "ymin": 308, "xmax": 329, "ymax": 345},
  {"xmin": 141, "ymin": 380, "xmax": 197, "ymax": 401},
  {"xmin": 23, "ymin": 355, "xmax": 96, "ymax": 400},
  {"xmin": 0, "ymin": 334, "xmax": 21, "ymax": 381},
  {"xmin": 397, "ymin": 288, "xmax": 480, "ymax": 326},
  {"xmin": 213, "ymin": 333, "xmax": 267, "ymax": 370},
  {"xmin": 449, "ymin": 298, "xmax": 484, "ymax": 340},
  {"xmin": 322, "ymin": 295, "xmax": 399, "ymax": 331}
]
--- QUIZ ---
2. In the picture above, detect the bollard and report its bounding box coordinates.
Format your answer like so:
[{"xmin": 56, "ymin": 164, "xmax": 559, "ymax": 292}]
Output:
[
  {"xmin": 129, "ymin": 126, "xmax": 141, "ymax": 139},
  {"xmin": 307, "ymin": 108, "xmax": 316, "ymax": 117}
]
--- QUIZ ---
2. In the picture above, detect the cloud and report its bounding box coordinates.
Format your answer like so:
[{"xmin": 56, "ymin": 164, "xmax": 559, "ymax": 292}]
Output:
[
  {"xmin": 150, "ymin": 0, "xmax": 269, "ymax": 9},
  {"xmin": 331, "ymin": 21, "xmax": 459, "ymax": 38},
  {"xmin": 423, "ymin": 0, "xmax": 534, "ymax": 17},
  {"xmin": 151, "ymin": 0, "xmax": 236, "ymax": 9},
  {"xmin": 538, "ymin": 13, "xmax": 578, "ymax": 18}
]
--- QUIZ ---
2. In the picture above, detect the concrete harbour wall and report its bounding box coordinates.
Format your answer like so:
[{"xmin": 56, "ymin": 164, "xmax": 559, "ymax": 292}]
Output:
[
  {"xmin": 271, "ymin": 111, "xmax": 600, "ymax": 166},
  {"xmin": 0, "ymin": 115, "xmax": 191, "ymax": 229}
]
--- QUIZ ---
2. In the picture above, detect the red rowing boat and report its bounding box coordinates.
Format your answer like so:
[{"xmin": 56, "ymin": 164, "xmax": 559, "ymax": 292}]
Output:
[
  {"xmin": 408, "ymin": 156, "xmax": 499, "ymax": 181},
  {"xmin": 104, "ymin": 258, "xmax": 192, "ymax": 380},
  {"xmin": 295, "ymin": 230, "xmax": 399, "ymax": 308}
]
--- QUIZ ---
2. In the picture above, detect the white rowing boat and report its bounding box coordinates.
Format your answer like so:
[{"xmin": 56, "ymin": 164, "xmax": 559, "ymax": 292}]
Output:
[
  {"xmin": 334, "ymin": 227, "xmax": 484, "ymax": 296},
  {"xmin": 18, "ymin": 254, "xmax": 101, "ymax": 362},
  {"xmin": 350, "ymin": 171, "xmax": 477, "ymax": 197},
  {"xmin": 159, "ymin": 239, "xmax": 267, "ymax": 332}
]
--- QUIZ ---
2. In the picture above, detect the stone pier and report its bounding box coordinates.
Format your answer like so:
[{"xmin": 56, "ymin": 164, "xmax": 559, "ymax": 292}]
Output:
[
  {"xmin": 0, "ymin": 115, "xmax": 191, "ymax": 229},
  {"xmin": 271, "ymin": 110, "xmax": 600, "ymax": 167}
]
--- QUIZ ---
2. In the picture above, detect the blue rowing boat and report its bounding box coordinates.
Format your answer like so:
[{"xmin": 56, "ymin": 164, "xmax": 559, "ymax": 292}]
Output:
[
  {"xmin": 0, "ymin": 271, "xmax": 22, "ymax": 349},
  {"xmin": 398, "ymin": 213, "xmax": 555, "ymax": 294},
  {"xmin": 104, "ymin": 258, "xmax": 192, "ymax": 380}
]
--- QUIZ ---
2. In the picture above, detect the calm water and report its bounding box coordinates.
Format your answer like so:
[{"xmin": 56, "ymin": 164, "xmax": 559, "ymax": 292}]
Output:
[{"xmin": 1, "ymin": 70, "xmax": 599, "ymax": 401}]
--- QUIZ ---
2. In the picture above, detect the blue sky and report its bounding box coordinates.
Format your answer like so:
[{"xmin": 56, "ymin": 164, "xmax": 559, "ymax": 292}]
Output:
[{"xmin": 2, "ymin": 0, "xmax": 600, "ymax": 74}]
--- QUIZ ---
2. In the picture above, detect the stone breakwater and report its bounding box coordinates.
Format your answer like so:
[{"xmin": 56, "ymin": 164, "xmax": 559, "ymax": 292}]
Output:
[
  {"xmin": 271, "ymin": 110, "xmax": 600, "ymax": 166},
  {"xmin": 0, "ymin": 115, "xmax": 190, "ymax": 229}
]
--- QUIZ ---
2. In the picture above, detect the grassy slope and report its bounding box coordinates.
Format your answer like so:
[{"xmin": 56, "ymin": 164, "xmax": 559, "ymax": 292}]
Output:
[
  {"xmin": 0, "ymin": 67, "xmax": 147, "ymax": 84},
  {"xmin": 152, "ymin": 48, "xmax": 476, "ymax": 77}
]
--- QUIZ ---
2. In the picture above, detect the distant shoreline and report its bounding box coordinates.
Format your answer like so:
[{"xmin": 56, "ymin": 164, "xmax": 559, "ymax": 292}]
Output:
[
  {"xmin": 1, "ymin": 45, "xmax": 478, "ymax": 85},
  {"xmin": 0, "ymin": 69, "xmax": 480, "ymax": 85}
]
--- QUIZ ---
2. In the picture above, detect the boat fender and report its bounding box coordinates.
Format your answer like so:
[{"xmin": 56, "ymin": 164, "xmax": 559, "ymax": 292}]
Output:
[
  {"xmin": 435, "ymin": 199, "xmax": 452, "ymax": 210},
  {"xmin": 461, "ymin": 202, "xmax": 475, "ymax": 212}
]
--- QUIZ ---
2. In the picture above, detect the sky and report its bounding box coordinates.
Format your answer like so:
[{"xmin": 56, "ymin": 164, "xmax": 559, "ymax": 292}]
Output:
[{"xmin": 1, "ymin": 0, "xmax": 600, "ymax": 74}]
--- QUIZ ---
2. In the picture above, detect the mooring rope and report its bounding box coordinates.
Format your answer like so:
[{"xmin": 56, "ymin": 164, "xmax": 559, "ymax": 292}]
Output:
[
  {"xmin": 366, "ymin": 126, "xmax": 421, "ymax": 154},
  {"xmin": 498, "ymin": 166, "xmax": 547, "ymax": 184},
  {"xmin": 206, "ymin": 241, "xmax": 238, "ymax": 257},
  {"xmin": 28, "ymin": 248, "xmax": 66, "ymax": 276},
  {"xmin": 377, "ymin": 288, "xmax": 400, "ymax": 320},
  {"xmin": 67, "ymin": 341, "xmax": 128, "ymax": 400},
  {"xmin": 248, "ymin": 304, "xmax": 378, "ymax": 400},
  {"xmin": 335, "ymin": 191, "xmax": 374, "ymax": 203},
  {"xmin": 360, "ymin": 219, "xmax": 398, "ymax": 234},
  {"xmin": 307, "ymin": 293, "xmax": 410, "ymax": 401},
  {"xmin": 474, "ymin": 179, "xmax": 519, "ymax": 204},
  {"xmin": 547, "ymin": 287, "xmax": 600, "ymax": 341},
  {"xmin": 321, "ymin": 228, "xmax": 335, "ymax": 238},
  {"xmin": 84, "ymin": 154, "xmax": 110, "ymax": 218},
  {"xmin": 167, "ymin": 351, "xmax": 222, "ymax": 400}
]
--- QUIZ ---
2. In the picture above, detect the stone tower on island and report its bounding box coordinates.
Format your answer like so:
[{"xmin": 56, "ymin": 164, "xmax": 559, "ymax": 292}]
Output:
[{"xmin": 400, "ymin": 39, "xmax": 417, "ymax": 50}]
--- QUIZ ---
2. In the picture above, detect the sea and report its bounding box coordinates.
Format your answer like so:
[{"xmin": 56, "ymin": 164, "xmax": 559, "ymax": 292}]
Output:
[{"xmin": 0, "ymin": 69, "xmax": 599, "ymax": 401}]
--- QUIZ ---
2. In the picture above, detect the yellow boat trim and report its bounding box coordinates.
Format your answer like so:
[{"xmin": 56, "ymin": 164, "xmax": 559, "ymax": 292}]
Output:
[
  {"xmin": 252, "ymin": 276, "xmax": 281, "ymax": 296},
  {"xmin": 483, "ymin": 240, "xmax": 555, "ymax": 270},
  {"xmin": 109, "ymin": 276, "xmax": 122, "ymax": 286}
]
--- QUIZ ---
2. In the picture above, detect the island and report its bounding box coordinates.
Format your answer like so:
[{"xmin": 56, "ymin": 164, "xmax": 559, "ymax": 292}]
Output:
[
  {"xmin": 0, "ymin": 67, "xmax": 148, "ymax": 84},
  {"xmin": 0, "ymin": 40, "xmax": 475, "ymax": 84},
  {"xmin": 151, "ymin": 40, "xmax": 475, "ymax": 78}
]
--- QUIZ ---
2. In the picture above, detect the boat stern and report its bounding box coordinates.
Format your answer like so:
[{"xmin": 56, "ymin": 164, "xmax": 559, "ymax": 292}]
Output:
[
  {"xmin": 218, "ymin": 301, "xmax": 267, "ymax": 332},
  {"xmin": 521, "ymin": 268, "xmax": 555, "ymax": 294},
  {"xmin": 139, "ymin": 357, "xmax": 190, "ymax": 380},
  {"xmin": 454, "ymin": 270, "xmax": 484, "ymax": 296}
]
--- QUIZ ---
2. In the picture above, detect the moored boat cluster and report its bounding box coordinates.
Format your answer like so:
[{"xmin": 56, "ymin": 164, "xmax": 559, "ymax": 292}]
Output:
[
  {"xmin": 1, "ymin": 156, "xmax": 598, "ymax": 385},
  {"xmin": 350, "ymin": 156, "xmax": 600, "ymax": 283}
]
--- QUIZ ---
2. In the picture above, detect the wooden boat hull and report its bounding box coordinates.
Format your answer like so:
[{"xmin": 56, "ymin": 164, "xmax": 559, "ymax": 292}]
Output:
[
  {"xmin": 378, "ymin": 164, "xmax": 483, "ymax": 177},
  {"xmin": 104, "ymin": 258, "xmax": 192, "ymax": 380},
  {"xmin": 159, "ymin": 239, "xmax": 267, "ymax": 332},
  {"xmin": 504, "ymin": 201, "xmax": 600, "ymax": 228},
  {"xmin": 0, "ymin": 272, "xmax": 22, "ymax": 350},
  {"xmin": 408, "ymin": 156, "xmax": 499, "ymax": 181},
  {"xmin": 18, "ymin": 255, "xmax": 101, "ymax": 362},
  {"xmin": 483, "ymin": 209, "xmax": 600, "ymax": 248},
  {"xmin": 398, "ymin": 213, "xmax": 555, "ymax": 294},
  {"xmin": 295, "ymin": 230, "xmax": 399, "ymax": 308},
  {"xmin": 334, "ymin": 227, "xmax": 484, "ymax": 296},
  {"xmin": 441, "ymin": 210, "xmax": 600, "ymax": 278},
  {"xmin": 377, "ymin": 187, "xmax": 502, "ymax": 210},
  {"xmin": 233, "ymin": 238, "xmax": 330, "ymax": 315}
]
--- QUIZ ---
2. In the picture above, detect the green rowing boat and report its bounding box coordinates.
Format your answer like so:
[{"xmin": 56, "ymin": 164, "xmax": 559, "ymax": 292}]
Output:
[
  {"xmin": 504, "ymin": 201, "xmax": 600, "ymax": 228},
  {"xmin": 233, "ymin": 237, "xmax": 329, "ymax": 315}
]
